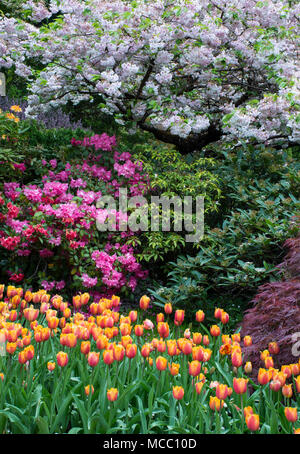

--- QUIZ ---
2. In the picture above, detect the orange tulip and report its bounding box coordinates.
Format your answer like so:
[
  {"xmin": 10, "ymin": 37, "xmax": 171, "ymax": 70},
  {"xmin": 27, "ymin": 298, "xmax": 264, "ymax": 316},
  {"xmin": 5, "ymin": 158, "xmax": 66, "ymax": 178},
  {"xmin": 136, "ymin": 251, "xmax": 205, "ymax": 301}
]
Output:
[
  {"xmin": 134, "ymin": 324, "xmax": 144, "ymax": 337},
  {"xmin": 233, "ymin": 378, "xmax": 248, "ymax": 395},
  {"xmin": 174, "ymin": 310, "xmax": 185, "ymax": 326},
  {"xmin": 192, "ymin": 332, "xmax": 202, "ymax": 345},
  {"xmin": 173, "ymin": 386, "xmax": 184, "ymax": 400},
  {"xmin": 141, "ymin": 343, "xmax": 151, "ymax": 358},
  {"xmin": 139, "ymin": 295, "xmax": 150, "ymax": 310},
  {"xmin": 156, "ymin": 313, "xmax": 165, "ymax": 323},
  {"xmin": 113, "ymin": 344, "xmax": 125, "ymax": 361},
  {"xmin": 268, "ymin": 342, "xmax": 280, "ymax": 355},
  {"xmin": 56, "ymin": 351, "xmax": 68, "ymax": 367},
  {"xmin": 85, "ymin": 385, "xmax": 94, "ymax": 396},
  {"xmin": 156, "ymin": 356, "xmax": 168, "ymax": 371},
  {"xmin": 103, "ymin": 349, "xmax": 114, "ymax": 365},
  {"xmin": 209, "ymin": 396, "xmax": 224, "ymax": 411},
  {"xmin": 210, "ymin": 325, "xmax": 221, "ymax": 337},
  {"xmin": 282, "ymin": 384, "xmax": 293, "ymax": 399},
  {"xmin": 243, "ymin": 336, "xmax": 252, "ymax": 347},
  {"xmin": 195, "ymin": 310, "xmax": 205, "ymax": 323},
  {"xmin": 258, "ymin": 368, "xmax": 272, "ymax": 385},
  {"xmin": 244, "ymin": 362, "xmax": 252, "ymax": 374},
  {"xmin": 216, "ymin": 384, "xmax": 230, "ymax": 400},
  {"xmin": 126, "ymin": 343, "xmax": 137, "ymax": 359},
  {"xmin": 107, "ymin": 388, "xmax": 118, "ymax": 401},
  {"xmin": 23, "ymin": 306, "xmax": 39, "ymax": 322},
  {"xmin": 246, "ymin": 414, "xmax": 260, "ymax": 431},
  {"xmin": 168, "ymin": 362, "xmax": 180, "ymax": 376},
  {"xmin": 188, "ymin": 360, "xmax": 201, "ymax": 377},
  {"xmin": 195, "ymin": 381, "xmax": 204, "ymax": 394},
  {"xmin": 284, "ymin": 407, "xmax": 298, "ymax": 423},
  {"xmin": 81, "ymin": 341, "xmax": 91, "ymax": 355},
  {"xmin": 47, "ymin": 361, "xmax": 56, "ymax": 371},
  {"xmin": 157, "ymin": 322, "xmax": 169, "ymax": 339},
  {"xmin": 164, "ymin": 303, "xmax": 172, "ymax": 314},
  {"xmin": 87, "ymin": 351, "xmax": 100, "ymax": 367}
]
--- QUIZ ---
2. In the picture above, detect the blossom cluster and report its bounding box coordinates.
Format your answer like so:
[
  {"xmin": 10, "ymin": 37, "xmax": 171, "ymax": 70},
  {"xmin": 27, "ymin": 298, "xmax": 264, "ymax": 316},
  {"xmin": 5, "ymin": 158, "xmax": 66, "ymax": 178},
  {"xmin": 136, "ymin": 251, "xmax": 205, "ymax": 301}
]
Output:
[
  {"xmin": 0, "ymin": 133, "xmax": 150, "ymax": 296},
  {"xmin": 0, "ymin": 0, "xmax": 299, "ymax": 147}
]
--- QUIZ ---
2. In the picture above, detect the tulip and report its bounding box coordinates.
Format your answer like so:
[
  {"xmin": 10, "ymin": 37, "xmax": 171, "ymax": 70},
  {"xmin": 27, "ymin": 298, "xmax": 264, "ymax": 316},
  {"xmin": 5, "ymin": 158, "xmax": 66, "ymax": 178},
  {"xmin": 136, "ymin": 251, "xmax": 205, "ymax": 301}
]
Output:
[
  {"xmin": 195, "ymin": 381, "xmax": 204, "ymax": 394},
  {"xmin": 269, "ymin": 379, "xmax": 282, "ymax": 392},
  {"xmin": 246, "ymin": 414, "xmax": 260, "ymax": 431},
  {"xmin": 164, "ymin": 303, "xmax": 172, "ymax": 314},
  {"xmin": 264, "ymin": 356, "xmax": 274, "ymax": 369},
  {"xmin": 157, "ymin": 322, "xmax": 169, "ymax": 338},
  {"xmin": 214, "ymin": 308, "xmax": 222, "ymax": 319},
  {"xmin": 168, "ymin": 362, "xmax": 180, "ymax": 376},
  {"xmin": 139, "ymin": 295, "xmax": 150, "ymax": 310},
  {"xmin": 87, "ymin": 351, "xmax": 100, "ymax": 367},
  {"xmin": 243, "ymin": 336, "xmax": 252, "ymax": 347},
  {"xmin": 244, "ymin": 406, "xmax": 253, "ymax": 418},
  {"xmin": 192, "ymin": 346, "xmax": 205, "ymax": 362},
  {"xmin": 231, "ymin": 333, "xmax": 241, "ymax": 343},
  {"xmin": 295, "ymin": 376, "xmax": 300, "ymax": 393},
  {"xmin": 192, "ymin": 332, "xmax": 202, "ymax": 345},
  {"xmin": 134, "ymin": 324, "xmax": 144, "ymax": 337},
  {"xmin": 156, "ymin": 356, "xmax": 168, "ymax": 371},
  {"xmin": 156, "ymin": 313, "xmax": 164, "ymax": 323},
  {"xmin": 113, "ymin": 344, "xmax": 125, "ymax": 361},
  {"xmin": 107, "ymin": 388, "xmax": 118, "ymax": 402},
  {"xmin": 202, "ymin": 335, "xmax": 209, "ymax": 346},
  {"xmin": 96, "ymin": 335, "xmax": 109, "ymax": 350},
  {"xmin": 220, "ymin": 311, "xmax": 229, "ymax": 324},
  {"xmin": 143, "ymin": 319, "xmax": 154, "ymax": 330},
  {"xmin": 174, "ymin": 310, "xmax": 185, "ymax": 326},
  {"xmin": 233, "ymin": 378, "xmax": 248, "ymax": 394},
  {"xmin": 85, "ymin": 385, "xmax": 94, "ymax": 396},
  {"xmin": 23, "ymin": 306, "xmax": 39, "ymax": 322},
  {"xmin": 167, "ymin": 340, "xmax": 178, "ymax": 357},
  {"xmin": 6, "ymin": 342, "xmax": 17, "ymax": 354},
  {"xmin": 258, "ymin": 368, "xmax": 272, "ymax": 385},
  {"xmin": 231, "ymin": 351, "xmax": 243, "ymax": 368},
  {"xmin": 284, "ymin": 407, "xmax": 298, "ymax": 423},
  {"xmin": 268, "ymin": 342, "xmax": 280, "ymax": 355},
  {"xmin": 173, "ymin": 386, "xmax": 184, "ymax": 400},
  {"xmin": 181, "ymin": 340, "xmax": 193, "ymax": 355},
  {"xmin": 209, "ymin": 396, "xmax": 224, "ymax": 411},
  {"xmin": 129, "ymin": 310, "xmax": 137, "ymax": 323},
  {"xmin": 188, "ymin": 360, "xmax": 201, "ymax": 377},
  {"xmin": 282, "ymin": 384, "xmax": 293, "ymax": 399},
  {"xmin": 47, "ymin": 362, "xmax": 56, "ymax": 371},
  {"xmin": 244, "ymin": 362, "xmax": 252, "ymax": 374},
  {"xmin": 81, "ymin": 341, "xmax": 91, "ymax": 355},
  {"xmin": 210, "ymin": 325, "xmax": 221, "ymax": 337},
  {"xmin": 195, "ymin": 310, "xmax": 205, "ymax": 323},
  {"xmin": 157, "ymin": 340, "xmax": 166, "ymax": 353},
  {"xmin": 141, "ymin": 343, "xmax": 151, "ymax": 358},
  {"xmin": 216, "ymin": 384, "xmax": 230, "ymax": 400},
  {"xmin": 65, "ymin": 333, "xmax": 77, "ymax": 348},
  {"xmin": 103, "ymin": 349, "xmax": 114, "ymax": 365},
  {"xmin": 281, "ymin": 365, "xmax": 292, "ymax": 379},
  {"xmin": 126, "ymin": 343, "xmax": 137, "ymax": 359},
  {"xmin": 57, "ymin": 351, "xmax": 68, "ymax": 367}
]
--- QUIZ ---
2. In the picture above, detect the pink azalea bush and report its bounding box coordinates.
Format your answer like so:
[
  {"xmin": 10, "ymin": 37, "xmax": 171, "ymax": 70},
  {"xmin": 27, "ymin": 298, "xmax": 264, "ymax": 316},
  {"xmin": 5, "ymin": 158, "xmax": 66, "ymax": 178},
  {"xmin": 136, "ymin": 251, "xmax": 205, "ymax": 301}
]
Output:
[{"xmin": 0, "ymin": 133, "xmax": 150, "ymax": 298}]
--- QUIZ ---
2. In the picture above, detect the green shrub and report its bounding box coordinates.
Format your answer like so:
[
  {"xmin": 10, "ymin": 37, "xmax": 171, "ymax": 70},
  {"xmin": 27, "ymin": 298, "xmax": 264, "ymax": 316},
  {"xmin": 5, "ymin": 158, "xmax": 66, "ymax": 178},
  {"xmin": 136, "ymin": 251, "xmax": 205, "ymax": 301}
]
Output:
[{"xmin": 148, "ymin": 143, "xmax": 300, "ymax": 327}]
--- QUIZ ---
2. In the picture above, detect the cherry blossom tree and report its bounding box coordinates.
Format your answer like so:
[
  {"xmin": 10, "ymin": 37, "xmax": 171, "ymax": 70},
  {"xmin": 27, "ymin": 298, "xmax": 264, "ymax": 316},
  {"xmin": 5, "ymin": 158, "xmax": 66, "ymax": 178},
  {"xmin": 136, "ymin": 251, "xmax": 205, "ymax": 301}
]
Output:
[{"xmin": 0, "ymin": 0, "xmax": 299, "ymax": 153}]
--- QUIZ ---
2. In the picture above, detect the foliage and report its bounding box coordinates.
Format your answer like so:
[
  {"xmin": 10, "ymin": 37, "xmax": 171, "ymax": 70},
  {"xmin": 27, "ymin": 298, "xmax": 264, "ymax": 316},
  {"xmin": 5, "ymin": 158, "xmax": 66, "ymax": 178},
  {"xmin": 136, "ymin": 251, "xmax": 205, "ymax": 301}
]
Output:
[
  {"xmin": 0, "ymin": 0, "xmax": 299, "ymax": 154},
  {"xmin": 149, "ymin": 143, "xmax": 300, "ymax": 325},
  {"xmin": 240, "ymin": 217, "xmax": 300, "ymax": 373},
  {"xmin": 0, "ymin": 285, "xmax": 299, "ymax": 434}
]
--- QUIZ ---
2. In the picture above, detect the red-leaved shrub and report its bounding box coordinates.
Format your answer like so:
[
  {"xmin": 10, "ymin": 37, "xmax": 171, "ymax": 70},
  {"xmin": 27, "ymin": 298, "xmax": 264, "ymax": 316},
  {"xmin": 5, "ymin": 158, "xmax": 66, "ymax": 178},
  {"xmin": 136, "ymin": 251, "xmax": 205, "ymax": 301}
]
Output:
[{"xmin": 240, "ymin": 216, "xmax": 300, "ymax": 374}]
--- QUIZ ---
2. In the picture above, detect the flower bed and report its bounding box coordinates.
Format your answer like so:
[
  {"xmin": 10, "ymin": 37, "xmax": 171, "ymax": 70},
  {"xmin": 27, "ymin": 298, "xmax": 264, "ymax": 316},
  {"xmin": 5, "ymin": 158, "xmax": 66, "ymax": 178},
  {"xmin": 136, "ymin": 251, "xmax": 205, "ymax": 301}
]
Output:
[{"xmin": 0, "ymin": 284, "xmax": 299, "ymax": 434}]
